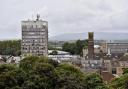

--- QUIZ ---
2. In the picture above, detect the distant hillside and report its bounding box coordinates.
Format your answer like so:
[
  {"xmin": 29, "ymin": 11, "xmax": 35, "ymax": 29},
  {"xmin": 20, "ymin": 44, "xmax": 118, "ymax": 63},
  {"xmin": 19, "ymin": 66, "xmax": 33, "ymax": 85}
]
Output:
[{"xmin": 49, "ymin": 32, "xmax": 128, "ymax": 41}]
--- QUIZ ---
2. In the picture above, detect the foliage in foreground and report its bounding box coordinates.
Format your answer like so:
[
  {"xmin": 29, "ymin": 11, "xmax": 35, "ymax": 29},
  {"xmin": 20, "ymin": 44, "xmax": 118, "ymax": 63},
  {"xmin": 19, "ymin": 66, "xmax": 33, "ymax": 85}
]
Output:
[
  {"xmin": 110, "ymin": 68, "xmax": 128, "ymax": 89},
  {"xmin": 0, "ymin": 56, "xmax": 108, "ymax": 89}
]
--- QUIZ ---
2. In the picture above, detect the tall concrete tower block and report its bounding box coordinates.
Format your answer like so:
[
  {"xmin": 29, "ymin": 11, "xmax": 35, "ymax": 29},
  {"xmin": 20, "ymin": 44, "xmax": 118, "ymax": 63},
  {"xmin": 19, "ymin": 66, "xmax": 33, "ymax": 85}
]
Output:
[
  {"xmin": 21, "ymin": 15, "xmax": 48, "ymax": 56},
  {"xmin": 88, "ymin": 32, "xmax": 94, "ymax": 60}
]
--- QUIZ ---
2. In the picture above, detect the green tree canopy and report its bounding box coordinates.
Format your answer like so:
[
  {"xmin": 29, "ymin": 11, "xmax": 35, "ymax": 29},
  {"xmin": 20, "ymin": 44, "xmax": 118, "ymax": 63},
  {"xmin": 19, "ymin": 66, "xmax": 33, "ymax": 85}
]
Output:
[
  {"xmin": 54, "ymin": 63, "xmax": 85, "ymax": 89},
  {"xmin": 0, "ymin": 56, "xmax": 108, "ymax": 89},
  {"xmin": 110, "ymin": 68, "xmax": 128, "ymax": 89},
  {"xmin": 84, "ymin": 73, "xmax": 108, "ymax": 89},
  {"xmin": 62, "ymin": 40, "xmax": 88, "ymax": 55},
  {"xmin": 49, "ymin": 50, "xmax": 58, "ymax": 55},
  {"xmin": 0, "ymin": 40, "xmax": 21, "ymax": 56}
]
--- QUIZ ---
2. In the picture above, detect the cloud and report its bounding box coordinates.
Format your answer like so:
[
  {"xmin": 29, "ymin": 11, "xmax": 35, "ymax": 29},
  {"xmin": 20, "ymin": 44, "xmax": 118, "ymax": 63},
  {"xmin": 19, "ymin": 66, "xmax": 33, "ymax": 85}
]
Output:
[{"xmin": 0, "ymin": 0, "xmax": 128, "ymax": 39}]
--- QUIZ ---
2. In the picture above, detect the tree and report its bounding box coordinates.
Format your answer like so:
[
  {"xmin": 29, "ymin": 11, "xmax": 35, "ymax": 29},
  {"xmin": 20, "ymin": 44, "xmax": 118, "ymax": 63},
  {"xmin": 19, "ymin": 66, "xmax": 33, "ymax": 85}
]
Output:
[
  {"xmin": 19, "ymin": 56, "xmax": 58, "ymax": 89},
  {"xmin": 62, "ymin": 40, "xmax": 88, "ymax": 55},
  {"xmin": 122, "ymin": 68, "xmax": 128, "ymax": 74},
  {"xmin": 84, "ymin": 73, "xmax": 108, "ymax": 89},
  {"xmin": 19, "ymin": 56, "xmax": 39, "ymax": 72},
  {"xmin": 62, "ymin": 42, "xmax": 76, "ymax": 55},
  {"xmin": 0, "ymin": 40, "xmax": 21, "ymax": 56},
  {"xmin": 110, "ymin": 75, "xmax": 128, "ymax": 89},
  {"xmin": 49, "ymin": 50, "xmax": 58, "ymax": 55},
  {"xmin": 54, "ymin": 63, "xmax": 86, "ymax": 89},
  {"xmin": 0, "ymin": 64, "xmax": 26, "ymax": 89},
  {"xmin": 0, "ymin": 56, "xmax": 110, "ymax": 89},
  {"xmin": 75, "ymin": 40, "xmax": 88, "ymax": 56},
  {"xmin": 110, "ymin": 68, "xmax": 128, "ymax": 89}
]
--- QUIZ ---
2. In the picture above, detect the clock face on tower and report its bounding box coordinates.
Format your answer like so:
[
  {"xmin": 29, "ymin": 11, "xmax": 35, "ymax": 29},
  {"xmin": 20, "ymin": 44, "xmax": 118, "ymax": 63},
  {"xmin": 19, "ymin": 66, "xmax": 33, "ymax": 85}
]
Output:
[{"xmin": 88, "ymin": 32, "xmax": 93, "ymax": 40}]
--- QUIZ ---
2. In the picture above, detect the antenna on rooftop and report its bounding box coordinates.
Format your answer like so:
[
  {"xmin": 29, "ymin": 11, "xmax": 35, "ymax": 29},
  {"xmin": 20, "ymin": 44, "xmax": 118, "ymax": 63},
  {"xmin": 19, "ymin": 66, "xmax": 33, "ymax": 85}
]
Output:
[{"xmin": 36, "ymin": 14, "xmax": 40, "ymax": 21}]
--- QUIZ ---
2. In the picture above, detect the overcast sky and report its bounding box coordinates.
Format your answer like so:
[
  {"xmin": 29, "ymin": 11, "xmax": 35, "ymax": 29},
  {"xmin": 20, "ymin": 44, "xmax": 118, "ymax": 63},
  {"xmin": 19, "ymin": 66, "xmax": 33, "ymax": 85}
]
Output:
[{"xmin": 1, "ymin": 0, "xmax": 128, "ymax": 39}]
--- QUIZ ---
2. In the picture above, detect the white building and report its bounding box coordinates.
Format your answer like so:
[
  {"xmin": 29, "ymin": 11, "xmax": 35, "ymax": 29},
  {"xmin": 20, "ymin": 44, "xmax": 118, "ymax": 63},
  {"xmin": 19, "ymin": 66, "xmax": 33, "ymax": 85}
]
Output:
[
  {"xmin": 48, "ymin": 50, "xmax": 70, "ymax": 55},
  {"xmin": 48, "ymin": 55, "xmax": 80, "ymax": 62},
  {"xmin": 21, "ymin": 15, "xmax": 48, "ymax": 56}
]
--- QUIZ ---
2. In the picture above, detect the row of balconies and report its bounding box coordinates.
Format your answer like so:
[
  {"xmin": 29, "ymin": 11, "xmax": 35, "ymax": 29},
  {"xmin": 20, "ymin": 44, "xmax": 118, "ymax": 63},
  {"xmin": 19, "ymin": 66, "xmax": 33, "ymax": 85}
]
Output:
[
  {"xmin": 22, "ymin": 29, "xmax": 46, "ymax": 32},
  {"xmin": 22, "ymin": 25, "xmax": 47, "ymax": 29},
  {"xmin": 22, "ymin": 44, "xmax": 47, "ymax": 47},
  {"xmin": 22, "ymin": 35, "xmax": 46, "ymax": 39},
  {"xmin": 22, "ymin": 40, "xmax": 46, "ymax": 43},
  {"xmin": 22, "ymin": 32, "xmax": 46, "ymax": 36},
  {"xmin": 22, "ymin": 50, "xmax": 47, "ymax": 54}
]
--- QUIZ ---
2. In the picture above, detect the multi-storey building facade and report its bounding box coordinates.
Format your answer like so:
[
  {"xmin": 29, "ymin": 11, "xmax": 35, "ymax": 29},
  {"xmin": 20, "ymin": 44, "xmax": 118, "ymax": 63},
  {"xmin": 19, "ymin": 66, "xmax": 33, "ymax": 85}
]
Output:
[
  {"xmin": 95, "ymin": 40, "xmax": 128, "ymax": 55},
  {"xmin": 21, "ymin": 15, "xmax": 48, "ymax": 56},
  {"xmin": 107, "ymin": 42, "xmax": 128, "ymax": 54}
]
